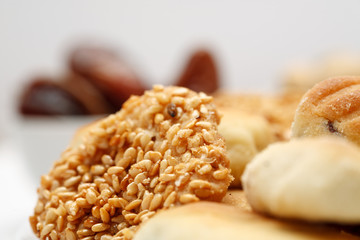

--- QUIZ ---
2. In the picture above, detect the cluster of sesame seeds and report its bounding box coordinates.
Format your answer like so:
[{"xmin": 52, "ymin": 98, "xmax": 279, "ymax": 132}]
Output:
[{"xmin": 30, "ymin": 85, "xmax": 232, "ymax": 240}]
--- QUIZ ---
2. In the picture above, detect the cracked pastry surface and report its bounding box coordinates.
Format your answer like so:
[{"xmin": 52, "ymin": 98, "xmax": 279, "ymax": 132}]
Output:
[
  {"xmin": 292, "ymin": 76, "xmax": 360, "ymax": 146},
  {"xmin": 29, "ymin": 85, "xmax": 232, "ymax": 240}
]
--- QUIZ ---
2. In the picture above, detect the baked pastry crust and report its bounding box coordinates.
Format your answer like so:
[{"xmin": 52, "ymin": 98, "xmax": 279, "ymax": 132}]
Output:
[{"xmin": 292, "ymin": 76, "xmax": 360, "ymax": 146}]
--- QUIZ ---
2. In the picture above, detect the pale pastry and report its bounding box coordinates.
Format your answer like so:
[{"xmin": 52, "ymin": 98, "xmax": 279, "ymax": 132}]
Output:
[
  {"xmin": 134, "ymin": 201, "xmax": 358, "ymax": 240},
  {"xmin": 218, "ymin": 107, "xmax": 273, "ymax": 187},
  {"xmin": 242, "ymin": 136, "xmax": 360, "ymax": 224}
]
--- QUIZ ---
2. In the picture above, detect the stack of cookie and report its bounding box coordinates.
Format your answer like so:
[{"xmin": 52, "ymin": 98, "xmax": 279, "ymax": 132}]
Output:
[
  {"xmin": 243, "ymin": 76, "xmax": 360, "ymax": 223},
  {"xmin": 134, "ymin": 77, "xmax": 360, "ymax": 239},
  {"xmin": 28, "ymin": 60, "xmax": 360, "ymax": 238}
]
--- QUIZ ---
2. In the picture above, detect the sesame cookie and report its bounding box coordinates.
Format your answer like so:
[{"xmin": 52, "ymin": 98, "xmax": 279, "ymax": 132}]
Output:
[
  {"xmin": 292, "ymin": 76, "xmax": 360, "ymax": 145},
  {"xmin": 242, "ymin": 136, "xmax": 360, "ymax": 224},
  {"xmin": 29, "ymin": 85, "xmax": 232, "ymax": 240}
]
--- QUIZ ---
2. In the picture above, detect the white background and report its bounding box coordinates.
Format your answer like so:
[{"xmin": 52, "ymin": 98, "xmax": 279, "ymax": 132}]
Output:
[
  {"xmin": 1, "ymin": 0, "xmax": 360, "ymax": 238},
  {"xmin": 2, "ymin": 0, "xmax": 360, "ymax": 136}
]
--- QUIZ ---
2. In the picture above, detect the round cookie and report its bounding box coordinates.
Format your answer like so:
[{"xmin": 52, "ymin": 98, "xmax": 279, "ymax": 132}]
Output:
[
  {"xmin": 214, "ymin": 91, "xmax": 301, "ymax": 141},
  {"xmin": 282, "ymin": 53, "xmax": 360, "ymax": 94},
  {"xmin": 29, "ymin": 85, "xmax": 232, "ymax": 240},
  {"xmin": 242, "ymin": 136, "xmax": 360, "ymax": 224},
  {"xmin": 292, "ymin": 76, "xmax": 360, "ymax": 146},
  {"xmin": 218, "ymin": 108, "xmax": 274, "ymax": 187},
  {"xmin": 134, "ymin": 201, "xmax": 358, "ymax": 240}
]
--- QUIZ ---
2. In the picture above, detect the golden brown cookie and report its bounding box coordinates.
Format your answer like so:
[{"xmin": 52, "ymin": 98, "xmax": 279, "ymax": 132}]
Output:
[
  {"xmin": 29, "ymin": 85, "xmax": 232, "ymax": 240},
  {"xmin": 291, "ymin": 76, "xmax": 360, "ymax": 146}
]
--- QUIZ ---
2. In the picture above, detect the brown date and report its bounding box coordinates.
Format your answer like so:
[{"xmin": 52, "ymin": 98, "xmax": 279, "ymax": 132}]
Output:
[
  {"xmin": 69, "ymin": 45, "xmax": 146, "ymax": 109},
  {"xmin": 19, "ymin": 75, "xmax": 114, "ymax": 116},
  {"xmin": 175, "ymin": 49, "xmax": 219, "ymax": 94},
  {"xmin": 19, "ymin": 77, "xmax": 88, "ymax": 115}
]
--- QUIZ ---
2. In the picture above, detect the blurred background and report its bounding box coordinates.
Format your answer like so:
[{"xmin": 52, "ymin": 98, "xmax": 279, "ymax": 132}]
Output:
[{"xmin": 2, "ymin": 0, "xmax": 360, "ymax": 238}]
